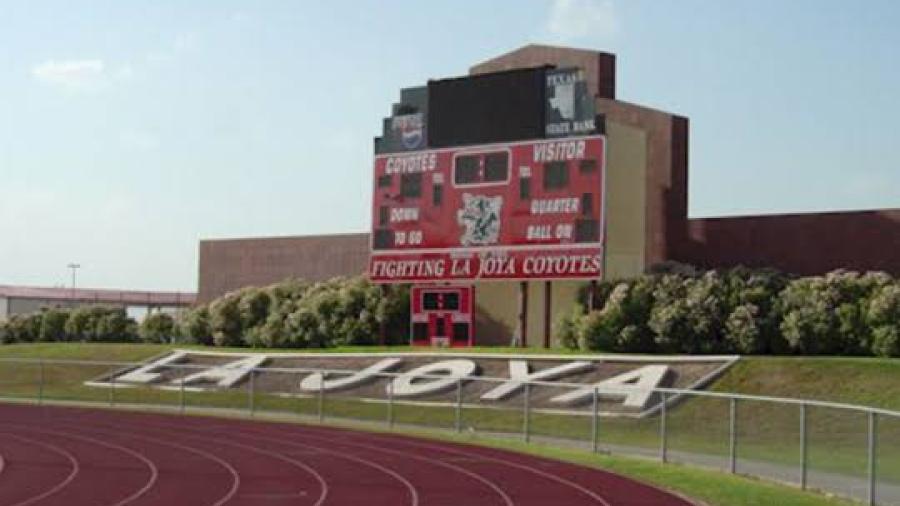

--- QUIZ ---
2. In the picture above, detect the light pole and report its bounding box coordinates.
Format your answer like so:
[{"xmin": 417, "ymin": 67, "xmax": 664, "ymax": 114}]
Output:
[{"xmin": 67, "ymin": 263, "xmax": 81, "ymax": 305}]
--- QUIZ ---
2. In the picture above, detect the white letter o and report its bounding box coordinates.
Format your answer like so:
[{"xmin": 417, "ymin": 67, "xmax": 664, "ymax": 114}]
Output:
[{"xmin": 388, "ymin": 359, "xmax": 477, "ymax": 397}]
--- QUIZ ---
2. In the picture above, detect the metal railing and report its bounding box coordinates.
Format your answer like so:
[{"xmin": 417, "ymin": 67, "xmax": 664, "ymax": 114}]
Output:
[{"xmin": 0, "ymin": 357, "xmax": 897, "ymax": 505}]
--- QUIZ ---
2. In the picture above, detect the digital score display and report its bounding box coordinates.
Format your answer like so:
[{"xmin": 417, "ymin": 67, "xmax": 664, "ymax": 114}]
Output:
[{"xmin": 369, "ymin": 135, "xmax": 606, "ymax": 283}]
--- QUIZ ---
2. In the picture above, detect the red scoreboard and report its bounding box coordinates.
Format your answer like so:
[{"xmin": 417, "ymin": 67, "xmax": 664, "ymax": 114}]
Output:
[{"xmin": 369, "ymin": 135, "xmax": 606, "ymax": 283}]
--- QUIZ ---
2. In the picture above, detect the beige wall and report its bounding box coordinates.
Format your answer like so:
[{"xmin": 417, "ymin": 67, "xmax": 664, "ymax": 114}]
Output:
[
  {"xmin": 473, "ymin": 281, "xmax": 517, "ymax": 346},
  {"xmin": 474, "ymin": 280, "xmax": 587, "ymax": 348},
  {"xmin": 603, "ymin": 121, "xmax": 648, "ymax": 280}
]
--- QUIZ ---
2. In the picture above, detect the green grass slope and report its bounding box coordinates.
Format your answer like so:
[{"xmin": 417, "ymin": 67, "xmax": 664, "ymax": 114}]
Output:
[{"xmin": 712, "ymin": 356, "xmax": 900, "ymax": 410}]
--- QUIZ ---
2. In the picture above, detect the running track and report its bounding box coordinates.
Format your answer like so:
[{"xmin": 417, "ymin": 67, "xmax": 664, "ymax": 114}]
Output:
[{"xmin": 0, "ymin": 404, "xmax": 695, "ymax": 505}]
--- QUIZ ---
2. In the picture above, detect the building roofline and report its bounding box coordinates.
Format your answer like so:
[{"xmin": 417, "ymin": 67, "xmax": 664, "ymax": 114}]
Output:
[
  {"xmin": 200, "ymin": 231, "xmax": 370, "ymax": 244},
  {"xmin": 689, "ymin": 207, "xmax": 900, "ymax": 222}
]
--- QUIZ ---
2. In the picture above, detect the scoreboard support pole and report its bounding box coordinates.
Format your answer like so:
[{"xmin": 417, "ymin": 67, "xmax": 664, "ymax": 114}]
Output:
[
  {"xmin": 518, "ymin": 281, "xmax": 529, "ymax": 348},
  {"xmin": 588, "ymin": 279, "xmax": 599, "ymax": 310},
  {"xmin": 543, "ymin": 281, "xmax": 552, "ymax": 349}
]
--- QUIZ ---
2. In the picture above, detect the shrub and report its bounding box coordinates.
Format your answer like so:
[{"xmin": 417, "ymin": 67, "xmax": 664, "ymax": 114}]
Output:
[
  {"xmin": 871, "ymin": 326, "xmax": 900, "ymax": 358},
  {"xmin": 648, "ymin": 275, "xmax": 691, "ymax": 353},
  {"xmin": 867, "ymin": 284, "xmax": 900, "ymax": 357},
  {"xmin": 64, "ymin": 307, "xmax": 94, "ymax": 342},
  {"xmin": 93, "ymin": 308, "xmax": 137, "ymax": 342},
  {"xmin": 38, "ymin": 309, "xmax": 70, "ymax": 342},
  {"xmin": 578, "ymin": 309, "xmax": 617, "ymax": 352},
  {"xmin": 779, "ymin": 271, "xmax": 889, "ymax": 355},
  {"xmin": 139, "ymin": 312, "xmax": 176, "ymax": 343},
  {"xmin": 209, "ymin": 294, "xmax": 244, "ymax": 347},
  {"xmin": 2, "ymin": 314, "xmax": 41, "ymax": 343},
  {"xmin": 724, "ymin": 303, "xmax": 761, "ymax": 354},
  {"xmin": 238, "ymin": 288, "xmax": 271, "ymax": 339},
  {"xmin": 0, "ymin": 320, "xmax": 11, "ymax": 344},
  {"xmin": 178, "ymin": 306, "xmax": 212, "ymax": 345},
  {"xmin": 554, "ymin": 307, "xmax": 582, "ymax": 350},
  {"xmin": 376, "ymin": 284, "xmax": 411, "ymax": 345}
]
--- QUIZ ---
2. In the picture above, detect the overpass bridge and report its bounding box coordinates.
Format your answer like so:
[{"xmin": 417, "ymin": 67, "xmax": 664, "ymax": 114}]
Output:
[{"xmin": 0, "ymin": 285, "xmax": 196, "ymax": 320}]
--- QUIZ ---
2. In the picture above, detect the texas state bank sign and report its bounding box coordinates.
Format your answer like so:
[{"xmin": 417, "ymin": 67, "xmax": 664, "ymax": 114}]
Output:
[{"xmin": 91, "ymin": 351, "xmax": 738, "ymax": 415}]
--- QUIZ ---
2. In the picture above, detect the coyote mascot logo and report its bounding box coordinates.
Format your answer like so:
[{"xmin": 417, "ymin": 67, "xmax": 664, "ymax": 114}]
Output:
[{"xmin": 457, "ymin": 193, "xmax": 502, "ymax": 246}]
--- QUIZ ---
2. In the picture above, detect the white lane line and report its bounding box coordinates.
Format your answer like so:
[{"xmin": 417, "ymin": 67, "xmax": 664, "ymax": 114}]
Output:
[
  {"xmin": 2, "ymin": 424, "xmax": 160, "ymax": 506},
  {"xmin": 340, "ymin": 433, "xmax": 614, "ymax": 506},
  {"xmin": 43, "ymin": 415, "xmax": 328, "ymax": 506},
  {"xmin": 136, "ymin": 430, "xmax": 328, "ymax": 506},
  {"xmin": 314, "ymin": 436, "xmax": 513, "ymax": 506},
  {"xmin": 24, "ymin": 420, "xmax": 242, "ymax": 506},
  {"xmin": 114, "ymin": 417, "xmax": 419, "ymax": 506},
  {"xmin": 241, "ymin": 491, "xmax": 308, "ymax": 499},
  {"xmin": 237, "ymin": 429, "xmax": 515, "ymax": 506},
  {"xmin": 0, "ymin": 432, "xmax": 80, "ymax": 506}
]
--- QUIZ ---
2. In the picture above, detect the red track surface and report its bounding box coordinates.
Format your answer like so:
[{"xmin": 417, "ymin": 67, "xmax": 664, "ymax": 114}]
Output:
[{"xmin": 0, "ymin": 404, "xmax": 695, "ymax": 505}]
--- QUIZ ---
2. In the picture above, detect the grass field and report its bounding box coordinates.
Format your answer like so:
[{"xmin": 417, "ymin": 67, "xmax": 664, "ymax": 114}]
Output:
[{"xmin": 0, "ymin": 342, "xmax": 897, "ymax": 505}]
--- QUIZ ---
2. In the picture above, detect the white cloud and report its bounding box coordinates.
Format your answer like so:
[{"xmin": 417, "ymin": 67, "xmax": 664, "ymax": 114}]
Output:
[
  {"xmin": 546, "ymin": 0, "xmax": 618, "ymax": 42},
  {"xmin": 31, "ymin": 59, "xmax": 107, "ymax": 91}
]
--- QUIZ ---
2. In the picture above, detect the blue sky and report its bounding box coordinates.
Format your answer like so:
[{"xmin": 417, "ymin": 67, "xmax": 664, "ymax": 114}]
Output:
[{"xmin": 1, "ymin": 0, "xmax": 898, "ymax": 291}]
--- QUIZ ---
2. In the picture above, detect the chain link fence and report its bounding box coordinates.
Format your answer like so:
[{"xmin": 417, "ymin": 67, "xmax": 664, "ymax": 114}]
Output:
[{"xmin": 0, "ymin": 357, "xmax": 897, "ymax": 505}]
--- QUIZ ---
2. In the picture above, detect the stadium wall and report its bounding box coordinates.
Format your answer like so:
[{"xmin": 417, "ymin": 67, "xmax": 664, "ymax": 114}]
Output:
[
  {"xmin": 197, "ymin": 233, "xmax": 369, "ymax": 303},
  {"xmin": 678, "ymin": 209, "xmax": 900, "ymax": 276}
]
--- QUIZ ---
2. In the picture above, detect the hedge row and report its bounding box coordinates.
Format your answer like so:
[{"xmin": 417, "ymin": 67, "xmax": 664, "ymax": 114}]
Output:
[
  {"xmin": 0, "ymin": 276, "xmax": 411, "ymax": 348},
  {"xmin": 3, "ymin": 268, "xmax": 898, "ymax": 357},
  {"xmin": 0, "ymin": 306, "xmax": 140, "ymax": 344},
  {"xmin": 556, "ymin": 267, "xmax": 900, "ymax": 357},
  {"xmin": 177, "ymin": 276, "xmax": 410, "ymax": 348}
]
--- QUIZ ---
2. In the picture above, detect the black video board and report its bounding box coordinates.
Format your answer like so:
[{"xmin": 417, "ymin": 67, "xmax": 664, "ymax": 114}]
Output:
[{"xmin": 427, "ymin": 67, "xmax": 547, "ymax": 149}]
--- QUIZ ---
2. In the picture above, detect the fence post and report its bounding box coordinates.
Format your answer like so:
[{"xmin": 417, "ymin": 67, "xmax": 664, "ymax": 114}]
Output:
[
  {"xmin": 729, "ymin": 397, "xmax": 737, "ymax": 474},
  {"xmin": 179, "ymin": 374, "xmax": 186, "ymax": 415},
  {"xmin": 659, "ymin": 391, "xmax": 668, "ymax": 463},
  {"xmin": 109, "ymin": 369, "xmax": 115, "ymax": 407},
  {"xmin": 800, "ymin": 403, "xmax": 808, "ymax": 490},
  {"xmin": 248, "ymin": 369, "xmax": 255, "ymax": 417},
  {"xmin": 591, "ymin": 387, "xmax": 599, "ymax": 453},
  {"xmin": 317, "ymin": 370, "xmax": 325, "ymax": 423},
  {"xmin": 38, "ymin": 360, "xmax": 45, "ymax": 406},
  {"xmin": 455, "ymin": 378, "xmax": 462, "ymax": 433},
  {"xmin": 868, "ymin": 411, "xmax": 877, "ymax": 506},
  {"xmin": 387, "ymin": 378, "xmax": 394, "ymax": 429},
  {"xmin": 294, "ymin": 371, "xmax": 302, "ymax": 416},
  {"xmin": 523, "ymin": 382, "xmax": 531, "ymax": 443}
]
